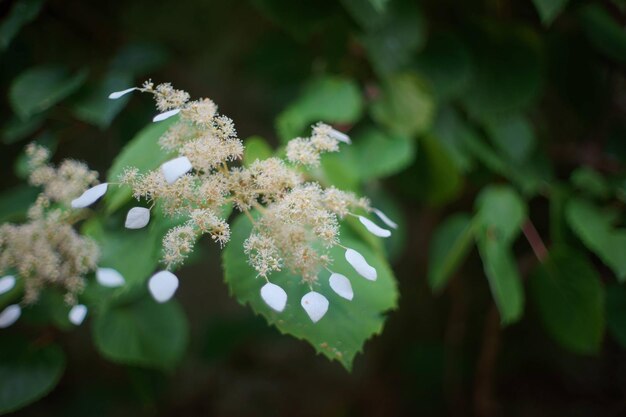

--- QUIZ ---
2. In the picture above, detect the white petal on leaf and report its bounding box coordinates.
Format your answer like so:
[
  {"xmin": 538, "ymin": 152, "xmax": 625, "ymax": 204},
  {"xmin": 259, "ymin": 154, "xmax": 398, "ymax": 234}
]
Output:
[
  {"xmin": 373, "ymin": 208, "xmax": 398, "ymax": 229},
  {"xmin": 260, "ymin": 282, "xmax": 287, "ymax": 312},
  {"xmin": 358, "ymin": 216, "xmax": 391, "ymax": 238},
  {"xmin": 70, "ymin": 183, "xmax": 108, "ymax": 208},
  {"xmin": 301, "ymin": 291, "xmax": 329, "ymax": 323},
  {"xmin": 0, "ymin": 275, "xmax": 16, "ymax": 295},
  {"xmin": 148, "ymin": 271, "xmax": 179, "ymax": 303},
  {"xmin": 125, "ymin": 207, "xmax": 151, "ymax": 229},
  {"xmin": 329, "ymin": 128, "xmax": 351, "ymax": 144},
  {"xmin": 0, "ymin": 304, "xmax": 21, "ymax": 328},
  {"xmin": 96, "ymin": 267, "xmax": 125, "ymax": 288},
  {"xmin": 329, "ymin": 273, "xmax": 353, "ymax": 300},
  {"xmin": 68, "ymin": 304, "xmax": 87, "ymax": 325},
  {"xmin": 153, "ymin": 108, "xmax": 181, "ymax": 122},
  {"xmin": 345, "ymin": 248, "xmax": 377, "ymax": 281},
  {"xmin": 160, "ymin": 156, "xmax": 192, "ymax": 184},
  {"xmin": 108, "ymin": 87, "xmax": 137, "ymax": 99}
]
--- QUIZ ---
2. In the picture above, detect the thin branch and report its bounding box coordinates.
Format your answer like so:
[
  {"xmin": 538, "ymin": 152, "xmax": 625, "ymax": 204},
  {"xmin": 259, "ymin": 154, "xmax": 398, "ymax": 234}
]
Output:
[{"xmin": 521, "ymin": 219, "xmax": 548, "ymax": 263}]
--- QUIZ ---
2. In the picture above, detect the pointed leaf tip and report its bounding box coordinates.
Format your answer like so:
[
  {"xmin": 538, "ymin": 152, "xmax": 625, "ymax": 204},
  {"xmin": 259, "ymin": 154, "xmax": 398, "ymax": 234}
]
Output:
[
  {"xmin": 345, "ymin": 248, "xmax": 377, "ymax": 281},
  {"xmin": 301, "ymin": 291, "xmax": 329, "ymax": 323},
  {"xmin": 358, "ymin": 216, "xmax": 391, "ymax": 238},
  {"xmin": 329, "ymin": 273, "xmax": 354, "ymax": 300},
  {"xmin": 71, "ymin": 183, "xmax": 108, "ymax": 208},
  {"xmin": 96, "ymin": 267, "xmax": 125, "ymax": 288},
  {"xmin": 153, "ymin": 108, "xmax": 181, "ymax": 122},
  {"xmin": 260, "ymin": 282, "xmax": 287, "ymax": 312},
  {"xmin": 148, "ymin": 271, "xmax": 179, "ymax": 303},
  {"xmin": 0, "ymin": 304, "xmax": 21, "ymax": 328},
  {"xmin": 69, "ymin": 304, "xmax": 88, "ymax": 325},
  {"xmin": 125, "ymin": 207, "xmax": 151, "ymax": 229},
  {"xmin": 160, "ymin": 156, "xmax": 192, "ymax": 184}
]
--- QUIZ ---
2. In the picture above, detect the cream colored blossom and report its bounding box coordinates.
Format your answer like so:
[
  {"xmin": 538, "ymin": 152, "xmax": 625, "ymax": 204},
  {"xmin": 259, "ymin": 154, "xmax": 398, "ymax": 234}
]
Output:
[{"xmin": 113, "ymin": 81, "xmax": 391, "ymax": 322}]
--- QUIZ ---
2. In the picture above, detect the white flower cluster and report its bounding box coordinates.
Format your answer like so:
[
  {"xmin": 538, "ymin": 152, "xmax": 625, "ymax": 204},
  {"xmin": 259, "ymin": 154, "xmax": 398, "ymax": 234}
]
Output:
[{"xmin": 98, "ymin": 83, "xmax": 398, "ymax": 323}]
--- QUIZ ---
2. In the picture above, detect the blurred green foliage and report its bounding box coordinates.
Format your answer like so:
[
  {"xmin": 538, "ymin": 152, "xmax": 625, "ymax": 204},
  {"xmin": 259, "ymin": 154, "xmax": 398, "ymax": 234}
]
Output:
[{"xmin": 2, "ymin": 0, "xmax": 626, "ymax": 415}]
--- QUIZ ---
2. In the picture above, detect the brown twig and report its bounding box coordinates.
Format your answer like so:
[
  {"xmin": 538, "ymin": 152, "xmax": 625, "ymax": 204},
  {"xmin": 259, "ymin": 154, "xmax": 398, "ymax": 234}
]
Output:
[{"xmin": 521, "ymin": 219, "xmax": 548, "ymax": 263}]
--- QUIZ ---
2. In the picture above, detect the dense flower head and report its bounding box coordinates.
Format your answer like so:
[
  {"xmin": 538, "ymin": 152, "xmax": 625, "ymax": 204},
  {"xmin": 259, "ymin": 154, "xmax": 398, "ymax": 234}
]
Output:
[
  {"xmin": 0, "ymin": 148, "xmax": 101, "ymax": 305},
  {"xmin": 26, "ymin": 144, "xmax": 99, "ymax": 206},
  {"xmin": 109, "ymin": 81, "xmax": 397, "ymax": 322}
]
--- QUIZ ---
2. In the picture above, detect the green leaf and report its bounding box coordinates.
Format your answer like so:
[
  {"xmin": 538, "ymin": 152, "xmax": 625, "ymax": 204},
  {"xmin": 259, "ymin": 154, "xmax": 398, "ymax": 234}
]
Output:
[
  {"xmin": 532, "ymin": 0, "xmax": 569, "ymax": 25},
  {"xmin": 578, "ymin": 4, "xmax": 626, "ymax": 64},
  {"xmin": 276, "ymin": 76, "xmax": 363, "ymax": 142},
  {"xmin": 475, "ymin": 185, "xmax": 527, "ymax": 244},
  {"xmin": 110, "ymin": 42, "xmax": 168, "ymax": 76},
  {"xmin": 410, "ymin": 134, "xmax": 462, "ymax": 206},
  {"xmin": 243, "ymin": 136, "xmax": 273, "ymax": 166},
  {"xmin": 352, "ymin": 127, "xmax": 415, "ymax": 180},
  {"xmin": 82, "ymin": 204, "xmax": 183, "ymax": 295},
  {"xmin": 340, "ymin": 0, "xmax": 388, "ymax": 29},
  {"xmin": 367, "ymin": 0, "xmax": 389, "ymax": 12},
  {"xmin": 477, "ymin": 235, "xmax": 524, "ymax": 325},
  {"xmin": 606, "ymin": 284, "xmax": 626, "ymax": 348},
  {"xmin": 105, "ymin": 117, "xmax": 177, "ymax": 213},
  {"xmin": 462, "ymin": 27, "xmax": 543, "ymax": 120},
  {"xmin": 484, "ymin": 114, "xmax": 536, "ymax": 164},
  {"xmin": 93, "ymin": 298, "xmax": 188, "ymax": 370},
  {"xmin": 1, "ymin": 114, "xmax": 44, "ymax": 145},
  {"xmin": 0, "ymin": 185, "xmax": 38, "ymax": 223},
  {"xmin": 432, "ymin": 107, "xmax": 474, "ymax": 172},
  {"xmin": 415, "ymin": 32, "xmax": 473, "ymax": 101},
  {"xmin": 9, "ymin": 66, "xmax": 87, "ymax": 119},
  {"xmin": 530, "ymin": 247, "xmax": 605, "ymax": 354},
  {"xmin": 565, "ymin": 198, "xmax": 626, "ymax": 280},
  {"xmin": 0, "ymin": 338, "xmax": 65, "ymax": 414},
  {"xmin": 462, "ymin": 127, "xmax": 547, "ymax": 196},
  {"xmin": 570, "ymin": 167, "xmax": 610, "ymax": 199},
  {"xmin": 0, "ymin": 0, "xmax": 44, "ymax": 51},
  {"xmin": 223, "ymin": 214, "xmax": 398, "ymax": 370},
  {"xmin": 319, "ymin": 150, "xmax": 361, "ymax": 192},
  {"xmin": 428, "ymin": 214, "xmax": 475, "ymax": 293},
  {"xmin": 370, "ymin": 72, "xmax": 435, "ymax": 137},
  {"xmin": 71, "ymin": 71, "xmax": 134, "ymax": 129},
  {"xmin": 361, "ymin": 3, "xmax": 425, "ymax": 75}
]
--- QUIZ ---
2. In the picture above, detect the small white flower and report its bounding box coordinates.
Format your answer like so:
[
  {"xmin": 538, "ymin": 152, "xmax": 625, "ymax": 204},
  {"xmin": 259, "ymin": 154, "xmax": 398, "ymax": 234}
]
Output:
[
  {"xmin": 358, "ymin": 216, "xmax": 391, "ymax": 238},
  {"xmin": 260, "ymin": 282, "xmax": 287, "ymax": 312},
  {"xmin": 329, "ymin": 273, "xmax": 353, "ymax": 300},
  {"xmin": 301, "ymin": 291, "xmax": 329, "ymax": 323},
  {"xmin": 328, "ymin": 128, "xmax": 351, "ymax": 144},
  {"xmin": 70, "ymin": 183, "xmax": 108, "ymax": 208},
  {"xmin": 153, "ymin": 108, "xmax": 181, "ymax": 122},
  {"xmin": 160, "ymin": 156, "xmax": 192, "ymax": 184},
  {"xmin": 345, "ymin": 248, "xmax": 377, "ymax": 281},
  {"xmin": 68, "ymin": 304, "xmax": 88, "ymax": 325},
  {"xmin": 0, "ymin": 275, "xmax": 16, "ymax": 295},
  {"xmin": 125, "ymin": 207, "xmax": 151, "ymax": 229},
  {"xmin": 108, "ymin": 87, "xmax": 138, "ymax": 99},
  {"xmin": 96, "ymin": 267, "xmax": 125, "ymax": 288},
  {"xmin": 372, "ymin": 208, "xmax": 398, "ymax": 229},
  {"xmin": 148, "ymin": 270, "xmax": 179, "ymax": 303},
  {"xmin": 0, "ymin": 304, "xmax": 21, "ymax": 328}
]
